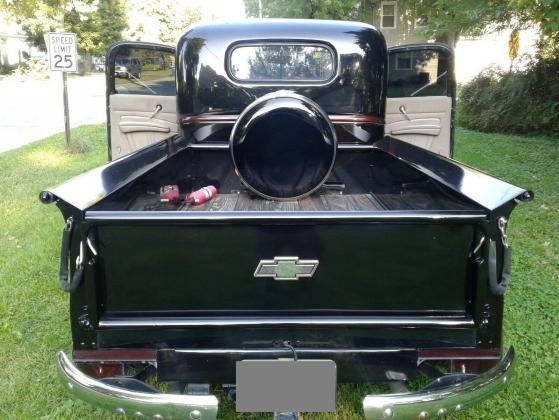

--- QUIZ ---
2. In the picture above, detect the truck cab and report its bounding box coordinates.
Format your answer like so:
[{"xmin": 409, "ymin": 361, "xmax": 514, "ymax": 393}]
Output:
[{"xmin": 106, "ymin": 23, "xmax": 454, "ymax": 161}]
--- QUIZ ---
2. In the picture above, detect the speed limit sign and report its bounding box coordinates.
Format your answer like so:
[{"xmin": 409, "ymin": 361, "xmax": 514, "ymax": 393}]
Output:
[{"xmin": 47, "ymin": 32, "xmax": 77, "ymax": 72}]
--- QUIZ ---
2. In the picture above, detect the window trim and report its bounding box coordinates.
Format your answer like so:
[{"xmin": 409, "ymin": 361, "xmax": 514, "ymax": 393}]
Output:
[{"xmin": 380, "ymin": 1, "xmax": 397, "ymax": 29}]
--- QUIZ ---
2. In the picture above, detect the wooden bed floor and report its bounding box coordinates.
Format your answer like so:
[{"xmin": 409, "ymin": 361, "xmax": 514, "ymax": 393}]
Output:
[{"xmin": 130, "ymin": 192, "xmax": 388, "ymax": 212}]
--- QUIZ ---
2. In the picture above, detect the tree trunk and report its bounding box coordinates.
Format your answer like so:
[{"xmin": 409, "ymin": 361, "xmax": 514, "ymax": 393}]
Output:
[
  {"xmin": 307, "ymin": 0, "xmax": 316, "ymax": 18},
  {"xmin": 435, "ymin": 31, "xmax": 459, "ymax": 48}
]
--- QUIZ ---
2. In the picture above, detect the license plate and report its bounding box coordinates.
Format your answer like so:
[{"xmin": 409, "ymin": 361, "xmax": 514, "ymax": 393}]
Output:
[{"xmin": 236, "ymin": 359, "xmax": 336, "ymax": 413}]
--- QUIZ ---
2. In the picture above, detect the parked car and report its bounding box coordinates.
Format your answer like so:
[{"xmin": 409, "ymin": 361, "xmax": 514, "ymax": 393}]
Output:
[
  {"xmin": 41, "ymin": 20, "xmax": 532, "ymax": 419},
  {"xmin": 114, "ymin": 56, "xmax": 142, "ymax": 79}
]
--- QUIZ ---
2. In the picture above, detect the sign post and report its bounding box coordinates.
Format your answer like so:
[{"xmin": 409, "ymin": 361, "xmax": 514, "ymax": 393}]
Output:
[{"xmin": 47, "ymin": 32, "xmax": 77, "ymax": 147}]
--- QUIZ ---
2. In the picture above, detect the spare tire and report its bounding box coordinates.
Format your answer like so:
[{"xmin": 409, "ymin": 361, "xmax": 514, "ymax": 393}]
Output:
[{"xmin": 230, "ymin": 91, "xmax": 337, "ymax": 200}]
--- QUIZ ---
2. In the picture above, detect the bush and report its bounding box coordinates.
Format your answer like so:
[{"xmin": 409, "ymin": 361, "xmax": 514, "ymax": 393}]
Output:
[
  {"xmin": 0, "ymin": 63, "xmax": 18, "ymax": 75},
  {"xmin": 10, "ymin": 58, "xmax": 50, "ymax": 80},
  {"xmin": 458, "ymin": 55, "xmax": 559, "ymax": 135}
]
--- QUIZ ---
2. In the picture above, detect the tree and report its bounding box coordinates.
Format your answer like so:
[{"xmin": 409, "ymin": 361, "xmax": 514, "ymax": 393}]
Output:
[
  {"xmin": 245, "ymin": 0, "xmax": 558, "ymax": 51},
  {"xmin": 0, "ymin": 0, "xmax": 66, "ymax": 49},
  {"xmin": 65, "ymin": 0, "xmax": 127, "ymax": 56},
  {"xmin": 92, "ymin": 0, "xmax": 127, "ymax": 55},
  {"xmin": 507, "ymin": 0, "xmax": 559, "ymax": 59},
  {"xmin": 403, "ymin": 0, "xmax": 559, "ymax": 49},
  {"xmin": 244, "ymin": 0, "xmax": 485, "ymax": 46},
  {"xmin": 509, "ymin": 0, "xmax": 559, "ymax": 39},
  {"xmin": 0, "ymin": 0, "xmax": 127, "ymax": 55},
  {"xmin": 245, "ymin": 0, "xmax": 362, "ymax": 20},
  {"xmin": 150, "ymin": 0, "xmax": 201, "ymax": 44},
  {"xmin": 128, "ymin": 0, "xmax": 201, "ymax": 44}
]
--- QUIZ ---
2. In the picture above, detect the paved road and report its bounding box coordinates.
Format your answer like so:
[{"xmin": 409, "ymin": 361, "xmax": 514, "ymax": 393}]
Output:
[{"xmin": 0, "ymin": 73, "xmax": 106, "ymax": 153}]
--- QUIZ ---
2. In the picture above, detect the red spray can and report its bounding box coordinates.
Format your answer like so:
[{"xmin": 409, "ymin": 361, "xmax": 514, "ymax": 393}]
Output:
[{"xmin": 186, "ymin": 185, "xmax": 218, "ymax": 206}]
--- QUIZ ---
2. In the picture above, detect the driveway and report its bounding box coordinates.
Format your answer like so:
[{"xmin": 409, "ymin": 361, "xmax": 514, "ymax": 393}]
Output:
[{"xmin": 0, "ymin": 73, "xmax": 106, "ymax": 153}]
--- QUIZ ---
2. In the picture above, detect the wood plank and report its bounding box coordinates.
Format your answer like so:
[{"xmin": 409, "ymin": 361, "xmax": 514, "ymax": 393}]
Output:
[
  {"xmin": 262, "ymin": 200, "xmax": 299, "ymax": 211},
  {"xmin": 174, "ymin": 192, "xmax": 392, "ymax": 212},
  {"xmin": 347, "ymin": 194, "xmax": 378, "ymax": 211},
  {"xmin": 374, "ymin": 193, "xmax": 412, "ymax": 210},
  {"xmin": 182, "ymin": 193, "xmax": 239, "ymax": 211},
  {"xmin": 321, "ymin": 194, "xmax": 355, "ymax": 211},
  {"xmin": 206, "ymin": 193, "xmax": 239, "ymax": 211},
  {"xmin": 298, "ymin": 195, "xmax": 327, "ymax": 211},
  {"xmin": 367, "ymin": 193, "xmax": 389, "ymax": 210},
  {"xmin": 234, "ymin": 193, "xmax": 262, "ymax": 211}
]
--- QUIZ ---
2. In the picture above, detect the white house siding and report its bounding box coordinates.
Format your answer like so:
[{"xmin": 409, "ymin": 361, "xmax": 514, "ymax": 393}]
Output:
[
  {"xmin": 454, "ymin": 27, "xmax": 540, "ymax": 83},
  {"xmin": 0, "ymin": 13, "xmax": 45, "ymax": 67},
  {"xmin": 365, "ymin": 0, "xmax": 427, "ymax": 46},
  {"xmin": 365, "ymin": 1, "xmax": 540, "ymax": 83},
  {"xmin": 0, "ymin": 33, "xmax": 27, "ymax": 66}
]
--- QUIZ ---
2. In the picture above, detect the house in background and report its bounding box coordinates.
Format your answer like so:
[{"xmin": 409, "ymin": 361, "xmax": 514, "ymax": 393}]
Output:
[
  {"xmin": 0, "ymin": 15, "xmax": 29, "ymax": 68},
  {"xmin": 364, "ymin": 0, "xmax": 539, "ymax": 83},
  {"xmin": 365, "ymin": 0, "xmax": 434, "ymax": 46},
  {"xmin": 454, "ymin": 28, "xmax": 539, "ymax": 82},
  {"xmin": 1, "ymin": 2, "xmax": 539, "ymax": 82},
  {"xmin": 0, "ymin": 13, "xmax": 45, "ymax": 71}
]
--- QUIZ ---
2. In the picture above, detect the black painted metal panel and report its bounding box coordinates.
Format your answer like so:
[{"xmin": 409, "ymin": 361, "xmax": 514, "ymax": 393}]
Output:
[
  {"xmin": 95, "ymin": 325, "xmax": 476, "ymax": 354},
  {"xmin": 97, "ymin": 222, "xmax": 474, "ymax": 314},
  {"xmin": 177, "ymin": 20, "xmax": 387, "ymax": 143},
  {"xmin": 157, "ymin": 348, "xmax": 418, "ymax": 383}
]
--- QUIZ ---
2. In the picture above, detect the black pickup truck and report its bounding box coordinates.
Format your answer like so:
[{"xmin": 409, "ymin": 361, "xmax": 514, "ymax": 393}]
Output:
[{"xmin": 41, "ymin": 20, "xmax": 532, "ymax": 419}]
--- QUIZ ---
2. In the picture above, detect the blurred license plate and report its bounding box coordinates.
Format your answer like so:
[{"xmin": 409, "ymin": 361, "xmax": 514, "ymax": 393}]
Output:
[{"xmin": 236, "ymin": 359, "xmax": 336, "ymax": 413}]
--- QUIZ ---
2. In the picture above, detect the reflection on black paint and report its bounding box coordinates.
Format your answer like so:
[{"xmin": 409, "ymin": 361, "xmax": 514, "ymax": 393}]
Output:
[
  {"xmin": 229, "ymin": 44, "xmax": 334, "ymax": 82},
  {"xmin": 114, "ymin": 47, "xmax": 176, "ymax": 96}
]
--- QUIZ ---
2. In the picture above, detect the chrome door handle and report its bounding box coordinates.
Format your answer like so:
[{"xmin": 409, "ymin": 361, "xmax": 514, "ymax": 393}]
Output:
[
  {"xmin": 150, "ymin": 104, "xmax": 163, "ymax": 118},
  {"xmin": 399, "ymin": 105, "xmax": 411, "ymax": 121}
]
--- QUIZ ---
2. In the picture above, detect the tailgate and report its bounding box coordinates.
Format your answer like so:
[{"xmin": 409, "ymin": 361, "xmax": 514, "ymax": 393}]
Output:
[{"xmin": 93, "ymin": 220, "xmax": 476, "ymax": 316}]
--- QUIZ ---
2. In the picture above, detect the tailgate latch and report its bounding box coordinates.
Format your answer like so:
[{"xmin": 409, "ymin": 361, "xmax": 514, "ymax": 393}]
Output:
[
  {"xmin": 58, "ymin": 217, "xmax": 85, "ymax": 293},
  {"xmin": 488, "ymin": 217, "xmax": 512, "ymax": 295}
]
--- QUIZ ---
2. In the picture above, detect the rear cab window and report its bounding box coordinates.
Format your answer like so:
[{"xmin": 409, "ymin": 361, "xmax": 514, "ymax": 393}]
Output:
[{"xmin": 228, "ymin": 43, "xmax": 335, "ymax": 83}]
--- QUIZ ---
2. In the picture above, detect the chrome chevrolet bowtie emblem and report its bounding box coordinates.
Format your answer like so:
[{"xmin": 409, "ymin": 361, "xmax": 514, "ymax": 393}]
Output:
[{"xmin": 254, "ymin": 257, "xmax": 319, "ymax": 281}]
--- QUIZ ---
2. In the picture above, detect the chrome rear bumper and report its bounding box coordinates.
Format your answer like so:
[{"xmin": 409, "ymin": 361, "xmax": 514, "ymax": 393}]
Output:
[
  {"xmin": 363, "ymin": 347, "xmax": 515, "ymax": 419},
  {"xmin": 57, "ymin": 351, "xmax": 218, "ymax": 419},
  {"xmin": 58, "ymin": 347, "xmax": 513, "ymax": 419}
]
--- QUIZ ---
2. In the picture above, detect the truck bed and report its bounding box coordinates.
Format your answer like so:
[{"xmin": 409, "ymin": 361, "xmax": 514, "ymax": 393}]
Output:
[
  {"xmin": 91, "ymin": 146, "xmax": 480, "ymax": 213},
  {"xmin": 128, "ymin": 192, "xmax": 385, "ymax": 212}
]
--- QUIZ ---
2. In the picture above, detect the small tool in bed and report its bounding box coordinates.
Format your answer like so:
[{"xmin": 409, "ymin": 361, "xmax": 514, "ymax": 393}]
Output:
[
  {"xmin": 159, "ymin": 184, "xmax": 180, "ymax": 204},
  {"xmin": 159, "ymin": 185, "xmax": 218, "ymax": 208}
]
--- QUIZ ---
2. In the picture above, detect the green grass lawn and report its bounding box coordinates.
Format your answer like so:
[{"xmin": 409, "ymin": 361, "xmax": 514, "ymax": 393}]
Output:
[{"xmin": 0, "ymin": 126, "xmax": 557, "ymax": 419}]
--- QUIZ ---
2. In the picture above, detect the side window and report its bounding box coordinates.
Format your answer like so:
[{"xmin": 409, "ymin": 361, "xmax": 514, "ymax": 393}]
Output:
[
  {"xmin": 114, "ymin": 47, "xmax": 175, "ymax": 95},
  {"xmin": 388, "ymin": 49, "xmax": 450, "ymax": 97}
]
